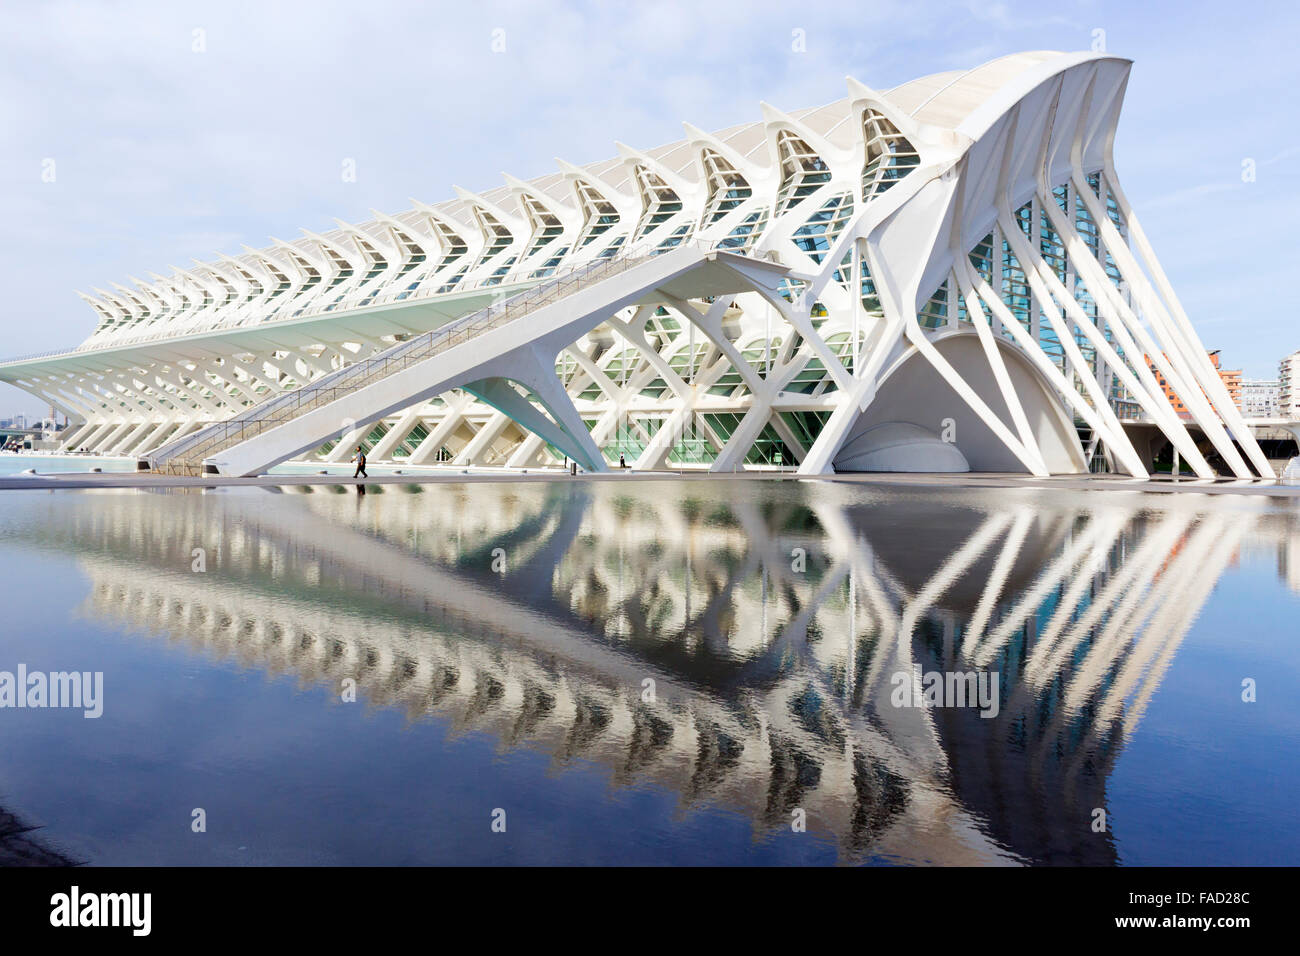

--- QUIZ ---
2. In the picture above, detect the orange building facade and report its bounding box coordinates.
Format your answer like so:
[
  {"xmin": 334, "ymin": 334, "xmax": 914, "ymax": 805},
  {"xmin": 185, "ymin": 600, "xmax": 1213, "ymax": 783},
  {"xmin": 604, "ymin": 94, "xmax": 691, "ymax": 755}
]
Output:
[{"xmin": 1146, "ymin": 350, "xmax": 1242, "ymax": 416}]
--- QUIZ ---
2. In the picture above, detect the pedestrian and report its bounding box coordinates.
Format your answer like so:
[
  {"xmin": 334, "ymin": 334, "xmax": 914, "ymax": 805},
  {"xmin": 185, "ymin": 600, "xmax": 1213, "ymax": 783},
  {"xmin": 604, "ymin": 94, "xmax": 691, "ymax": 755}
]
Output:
[
  {"xmin": 351, "ymin": 445, "xmax": 368, "ymax": 479},
  {"xmin": 619, "ymin": 453, "xmax": 626, "ymax": 469}
]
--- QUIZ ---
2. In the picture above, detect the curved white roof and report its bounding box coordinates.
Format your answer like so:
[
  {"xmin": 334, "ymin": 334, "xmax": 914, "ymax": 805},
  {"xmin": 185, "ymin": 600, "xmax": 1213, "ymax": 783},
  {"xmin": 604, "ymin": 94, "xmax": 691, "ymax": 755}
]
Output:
[
  {"xmin": 411, "ymin": 50, "xmax": 1100, "ymax": 229},
  {"xmin": 57, "ymin": 49, "xmax": 1125, "ymax": 345}
]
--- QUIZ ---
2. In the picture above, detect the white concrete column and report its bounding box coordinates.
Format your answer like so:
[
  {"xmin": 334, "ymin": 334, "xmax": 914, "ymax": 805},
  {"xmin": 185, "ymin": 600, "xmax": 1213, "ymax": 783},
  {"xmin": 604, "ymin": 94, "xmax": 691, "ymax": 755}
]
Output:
[{"xmin": 368, "ymin": 408, "xmax": 425, "ymax": 461}]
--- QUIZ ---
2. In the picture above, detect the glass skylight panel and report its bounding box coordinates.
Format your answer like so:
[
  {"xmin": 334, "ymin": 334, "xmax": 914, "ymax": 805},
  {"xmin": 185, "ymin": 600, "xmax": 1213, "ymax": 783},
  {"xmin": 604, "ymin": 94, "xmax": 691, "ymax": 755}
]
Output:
[
  {"xmin": 414, "ymin": 222, "xmax": 470, "ymax": 295},
  {"xmin": 119, "ymin": 290, "xmax": 150, "ymax": 320},
  {"xmin": 574, "ymin": 180, "xmax": 620, "ymax": 247},
  {"xmin": 632, "ymin": 166, "xmax": 683, "ymax": 241},
  {"xmin": 702, "ymin": 152, "xmax": 752, "ymax": 223},
  {"xmin": 530, "ymin": 246, "xmax": 570, "ymax": 279},
  {"xmin": 775, "ymin": 131, "xmax": 832, "ymax": 216},
  {"xmin": 288, "ymin": 253, "xmax": 323, "ymax": 317},
  {"xmin": 207, "ymin": 271, "xmax": 236, "ymax": 309},
  {"xmin": 234, "ymin": 268, "xmax": 263, "ymax": 304},
  {"xmin": 596, "ymin": 235, "xmax": 626, "ymax": 259},
  {"xmin": 653, "ymin": 223, "xmax": 694, "ymax": 254},
  {"xmin": 521, "ymin": 195, "xmax": 565, "ymax": 259},
  {"xmin": 860, "ymin": 258, "xmax": 881, "ymax": 314},
  {"xmin": 469, "ymin": 209, "xmax": 513, "ymax": 271},
  {"xmin": 352, "ymin": 238, "xmax": 387, "ymax": 284},
  {"xmin": 861, "ymin": 109, "xmax": 920, "ymax": 203},
  {"xmin": 192, "ymin": 280, "xmax": 214, "ymax": 309},
  {"xmin": 719, "ymin": 208, "xmax": 769, "ymax": 250},
  {"xmin": 919, "ymin": 280, "xmax": 949, "ymax": 329},
  {"xmin": 381, "ymin": 229, "xmax": 428, "ymax": 301},
  {"xmin": 436, "ymin": 266, "xmax": 468, "ymax": 294},
  {"xmin": 485, "ymin": 256, "xmax": 517, "ymax": 286},
  {"xmin": 791, "ymin": 193, "xmax": 854, "ymax": 263},
  {"xmin": 321, "ymin": 247, "xmax": 354, "ymax": 291}
]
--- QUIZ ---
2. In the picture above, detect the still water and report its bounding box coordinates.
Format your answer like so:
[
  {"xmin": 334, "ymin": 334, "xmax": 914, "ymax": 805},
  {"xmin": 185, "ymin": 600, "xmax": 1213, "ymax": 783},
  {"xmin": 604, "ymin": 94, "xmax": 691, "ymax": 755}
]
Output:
[
  {"xmin": 0, "ymin": 453, "xmax": 419, "ymax": 477},
  {"xmin": 0, "ymin": 454, "xmax": 137, "ymax": 475},
  {"xmin": 0, "ymin": 478, "xmax": 1296, "ymax": 865}
]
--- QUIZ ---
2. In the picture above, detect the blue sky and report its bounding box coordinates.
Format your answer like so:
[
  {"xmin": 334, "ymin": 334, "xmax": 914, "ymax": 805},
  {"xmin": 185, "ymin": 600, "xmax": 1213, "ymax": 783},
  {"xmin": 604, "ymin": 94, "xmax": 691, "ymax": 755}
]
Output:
[{"xmin": 2, "ymin": 0, "xmax": 1297, "ymax": 418}]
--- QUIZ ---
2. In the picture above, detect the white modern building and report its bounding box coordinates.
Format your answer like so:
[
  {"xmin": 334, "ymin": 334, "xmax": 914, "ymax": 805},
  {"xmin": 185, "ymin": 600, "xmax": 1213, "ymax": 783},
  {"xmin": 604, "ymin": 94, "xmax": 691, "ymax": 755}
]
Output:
[
  {"xmin": 1280, "ymin": 350, "xmax": 1300, "ymax": 420},
  {"xmin": 0, "ymin": 51, "xmax": 1275, "ymax": 478},
  {"xmin": 1240, "ymin": 378, "xmax": 1280, "ymax": 418}
]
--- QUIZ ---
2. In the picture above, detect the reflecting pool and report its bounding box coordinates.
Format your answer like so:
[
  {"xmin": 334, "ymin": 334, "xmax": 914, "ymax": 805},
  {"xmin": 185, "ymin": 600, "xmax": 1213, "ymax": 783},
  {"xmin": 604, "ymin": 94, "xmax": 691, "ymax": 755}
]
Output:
[{"xmin": 0, "ymin": 478, "xmax": 1296, "ymax": 865}]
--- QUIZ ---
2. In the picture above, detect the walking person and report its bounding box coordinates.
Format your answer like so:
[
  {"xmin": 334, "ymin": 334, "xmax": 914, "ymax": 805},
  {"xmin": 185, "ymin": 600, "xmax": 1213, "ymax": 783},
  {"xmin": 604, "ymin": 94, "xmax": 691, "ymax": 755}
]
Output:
[{"xmin": 351, "ymin": 445, "xmax": 368, "ymax": 479}]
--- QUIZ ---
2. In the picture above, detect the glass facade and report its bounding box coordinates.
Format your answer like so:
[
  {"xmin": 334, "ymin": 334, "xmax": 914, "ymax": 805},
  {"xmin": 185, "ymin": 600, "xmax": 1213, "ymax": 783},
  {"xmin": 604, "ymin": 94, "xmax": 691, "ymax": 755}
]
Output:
[
  {"xmin": 861, "ymin": 108, "xmax": 920, "ymax": 202},
  {"xmin": 911, "ymin": 174, "xmax": 1144, "ymax": 423},
  {"xmin": 791, "ymin": 193, "xmax": 854, "ymax": 263},
  {"xmin": 774, "ymin": 130, "xmax": 832, "ymax": 216}
]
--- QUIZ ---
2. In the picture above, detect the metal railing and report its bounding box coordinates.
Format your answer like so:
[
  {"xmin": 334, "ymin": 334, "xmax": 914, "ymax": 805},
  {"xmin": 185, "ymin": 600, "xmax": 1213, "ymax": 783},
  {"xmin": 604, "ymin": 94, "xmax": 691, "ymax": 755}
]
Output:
[{"xmin": 150, "ymin": 238, "xmax": 734, "ymax": 474}]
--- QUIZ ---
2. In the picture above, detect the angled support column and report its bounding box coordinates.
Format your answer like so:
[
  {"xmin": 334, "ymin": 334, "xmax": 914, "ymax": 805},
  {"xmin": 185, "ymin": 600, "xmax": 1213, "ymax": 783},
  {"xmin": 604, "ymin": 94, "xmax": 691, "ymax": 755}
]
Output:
[
  {"xmin": 1102, "ymin": 165, "xmax": 1273, "ymax": 477},
  {"xmin": 1073, "ymin": 171, "xmax": 1253, "ymax": 477},
  {"xmin": 710, "ymin": 402, "xmax": 774, "ymax": 472},
  {"xmin": 327, "ymin": 422, "xmax": 377, "ymax": 462},
  {"xmin": 367, "ymin": 407, "xmax": 425, "ymax": 461},
  {"xmin": 997, "ymin": 203, "xmax": 1146, "ymax": 476},
  {"xmin": 133, "ymin": 419, "xmax": 183, "ymax": 456},
  {"xmin": 407, "ymin": 394, "xmax": 474, "ymax": 464},
  {"xmin": 452, "ymin": 412, "xmax": 508, "ymax": 466},
  {"xmin": 90, "ymin": 422, "xmax": 136, "ymax": 453},
  {"xmin": 796, "ymin": 233, "xmax": 912, "ymax": 475},
  {"xmin": 465, "ymin": 345, "xmax": 608, "ymax": 473},
  {"xmin": 969, "ymin": 272, "xmax": 1130, "ymax": 474},
  {"xmin": 951, "ymin": 256, "xmax": 1048, "ymax": 473},
  {"xmin": 165, "ymin": 367, "xmax": 225, "ymax": 419},
  {"xmin": 107, "ymin": 420, "xmax": 158, "ymax": 455},
  {"xmin": 1039, "ymin": 194, "xmax": 1213, "ymax": 476},
  {"xmin": 72, "ymin": 421, "xmax": 116, "ymax": 451},
  {"xmin": 192, "ymin": 360, "xmax": 254, "ymax": 409},
  {"xmin": 509, "ymin": 354, "xmax": 606, "ymax": 476},
  {"xmin": 505, "ymin": 432, "xmax": 549, "ymax": 468},
  {"xmin": 57, "ymin": 422, "xmax": 93, "ymax": 450}
]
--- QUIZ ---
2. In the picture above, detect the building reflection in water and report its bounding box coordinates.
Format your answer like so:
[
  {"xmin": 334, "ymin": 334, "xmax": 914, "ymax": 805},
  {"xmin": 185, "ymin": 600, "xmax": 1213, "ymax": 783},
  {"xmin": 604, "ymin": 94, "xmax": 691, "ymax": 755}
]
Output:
[
  {"xmin": 15, "ymin": 480, "xmax": 1294, "ymax": 864},
  {"xmin": 0, "ymin": 805, "xmax": 80, "ymax": 866}
]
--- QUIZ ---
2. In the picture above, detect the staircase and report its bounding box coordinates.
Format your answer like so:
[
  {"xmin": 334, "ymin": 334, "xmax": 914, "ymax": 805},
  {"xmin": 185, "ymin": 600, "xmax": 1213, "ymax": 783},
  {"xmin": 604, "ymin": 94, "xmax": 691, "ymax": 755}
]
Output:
[{"xmin": 147, "ymin": 240, "xmax": 741, "ymax": 475}]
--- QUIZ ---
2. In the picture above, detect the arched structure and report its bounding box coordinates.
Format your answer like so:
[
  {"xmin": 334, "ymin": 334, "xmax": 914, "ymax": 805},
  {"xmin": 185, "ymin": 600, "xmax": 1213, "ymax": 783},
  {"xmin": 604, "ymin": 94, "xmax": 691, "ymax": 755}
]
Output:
[
  {"xmin": 839, "ymin": 333, "xmax": 1086, "ymax": 473},
  {"xmin": 0, "ymin": 51, "xmax": 1271, "ymax": 478}
]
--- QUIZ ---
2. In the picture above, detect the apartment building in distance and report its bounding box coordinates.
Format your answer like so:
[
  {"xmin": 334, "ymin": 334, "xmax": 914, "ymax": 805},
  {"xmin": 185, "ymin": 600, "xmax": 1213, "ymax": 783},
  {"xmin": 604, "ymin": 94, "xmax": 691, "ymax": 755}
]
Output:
[
  {"xmin": 1240, "ymin": 379, "xmax": 1280, "ymax": 418},
  {"xmin": 1280, "ymin": 350, "xmax": 1300, "ymax": 419}
]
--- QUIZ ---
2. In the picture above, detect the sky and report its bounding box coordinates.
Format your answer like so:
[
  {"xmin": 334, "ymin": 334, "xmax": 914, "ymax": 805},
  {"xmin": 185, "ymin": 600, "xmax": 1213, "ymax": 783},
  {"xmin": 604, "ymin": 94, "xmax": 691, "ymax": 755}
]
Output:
[{"xmin": 1, "ymin": 0, "xmax": 1297, "ymax": 418}]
